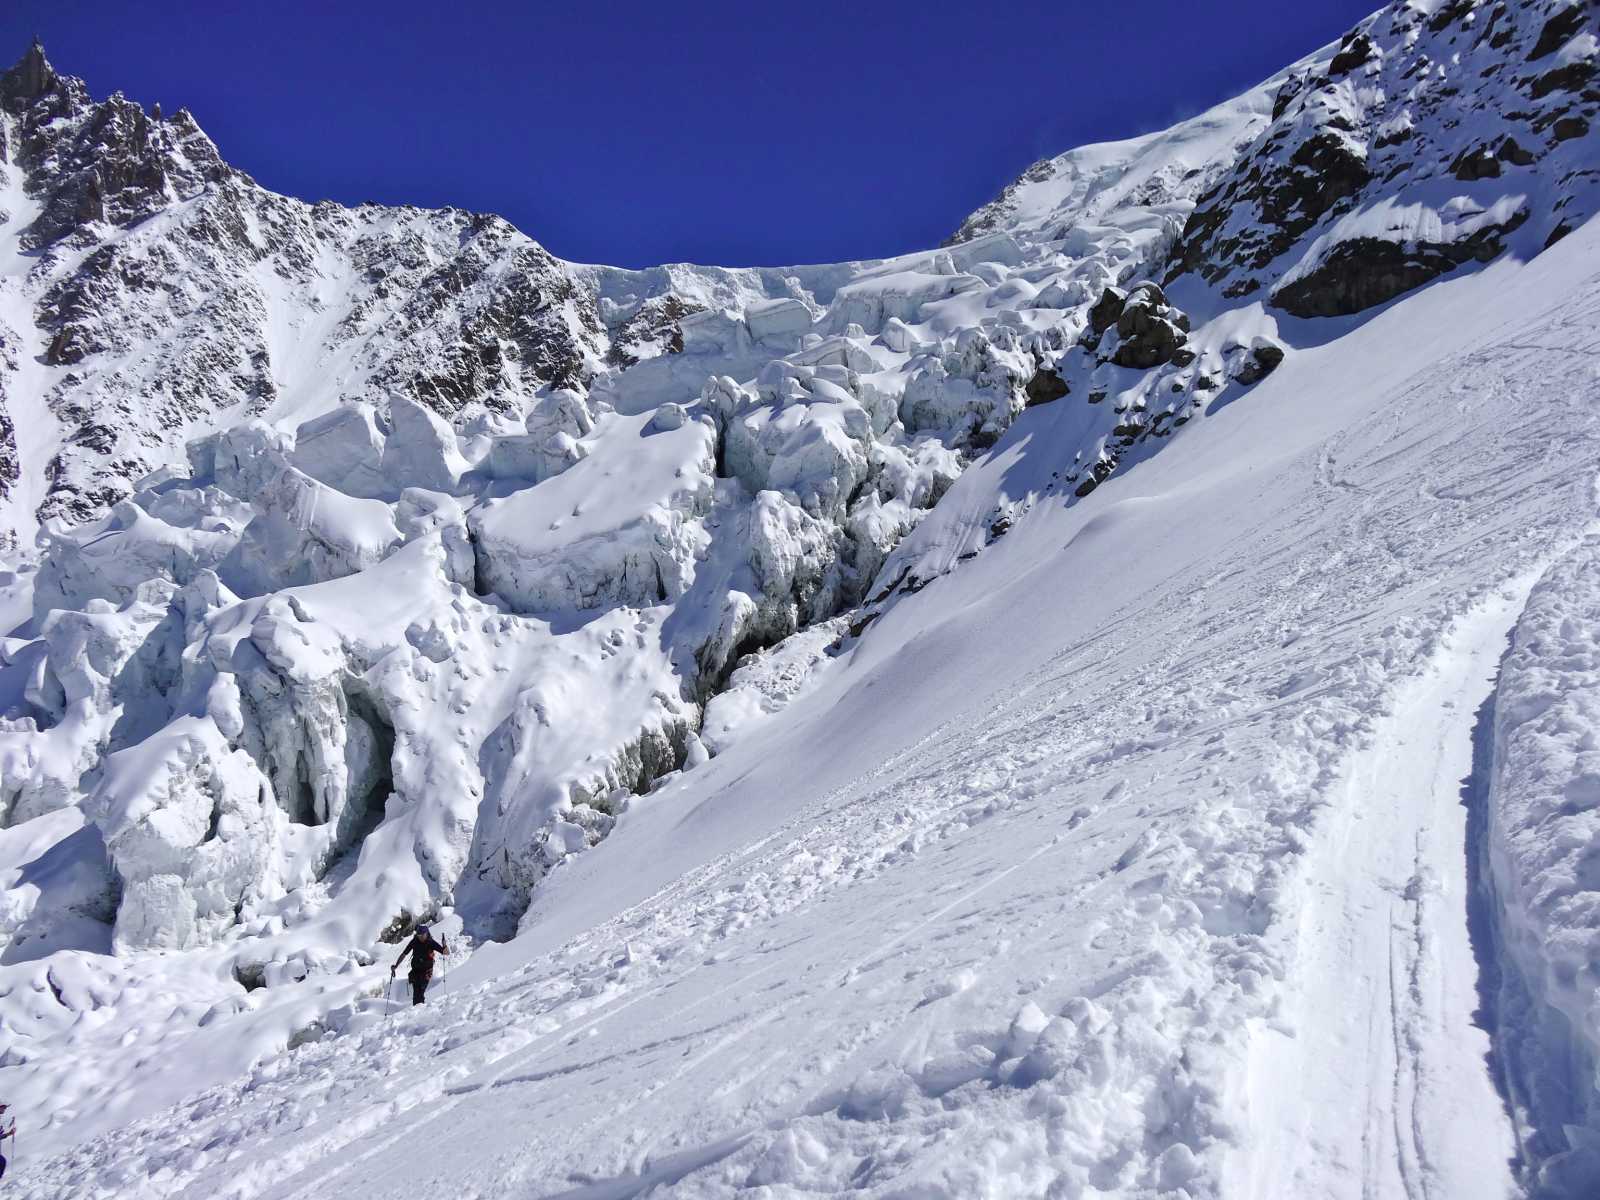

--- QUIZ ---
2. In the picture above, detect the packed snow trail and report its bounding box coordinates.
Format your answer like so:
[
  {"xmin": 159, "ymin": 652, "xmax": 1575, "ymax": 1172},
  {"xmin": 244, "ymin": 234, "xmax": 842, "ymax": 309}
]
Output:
[{"xmin": 1228, "ymin": 583, "xmax": 1537, "ymax": 1200}]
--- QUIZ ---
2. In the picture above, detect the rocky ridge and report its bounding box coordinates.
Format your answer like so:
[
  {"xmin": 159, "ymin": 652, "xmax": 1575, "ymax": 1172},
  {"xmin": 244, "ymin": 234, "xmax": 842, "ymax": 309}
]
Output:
[{"xmin": 1164, "ymin": 0, "xmax": 1598, "ymax": 313}]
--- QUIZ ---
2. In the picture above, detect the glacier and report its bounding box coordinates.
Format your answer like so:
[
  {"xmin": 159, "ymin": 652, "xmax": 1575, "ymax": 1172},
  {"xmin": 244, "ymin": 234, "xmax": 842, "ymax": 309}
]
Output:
[{"xmin": 1, "ymin": 0, "xmax": 1600, "ymax": 1196}]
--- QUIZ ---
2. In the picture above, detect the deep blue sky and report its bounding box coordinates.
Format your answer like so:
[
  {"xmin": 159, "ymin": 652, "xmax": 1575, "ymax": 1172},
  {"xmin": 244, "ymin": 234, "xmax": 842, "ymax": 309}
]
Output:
[{"xmin": 3, "ymin": 2, "xmax": 1379, "ymax": 267}]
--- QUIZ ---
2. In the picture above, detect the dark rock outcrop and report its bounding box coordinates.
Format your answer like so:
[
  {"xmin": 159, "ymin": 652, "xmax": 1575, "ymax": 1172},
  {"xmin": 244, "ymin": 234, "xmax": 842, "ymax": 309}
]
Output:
[
  {"xmin": 1270, "ymin": 208, "xmax": 1527, "ymax": 318},
  {"xmin": 606, "ymin": 293, "xmax": 703, "ymax": 368},
  {"xmin": 1232, "ymin": 341, "xmax": 1285, "ymax": 385},
  {"xmin": 1104, "ymin": 283, "xmax": 1192, "ymax": 370},
  {"xmin": 1452, "ymin": 145, "xmax": 1503, "ymax": 180},
  {"xmin": 1553, "ymin": 115, "xmax": 1589, "ymax": 141},
  {"xmin": 1328, "ymin": 31, "xmax": 1375, "ymax": 77},
  {"xmin": 1024, "ymin": 367, "xmax": 1068, "ymax": 406},
  {"xmin": 1164, "ymin": 1, "xmax": 1599, "ymax": 318},
  {"xmin": 1530, "ymin": 3, "xmax": 1587, "ymax": 60},
  {"xmin": 1088, "ymin": 286, "xmax": 1127, "ymax": 337}
]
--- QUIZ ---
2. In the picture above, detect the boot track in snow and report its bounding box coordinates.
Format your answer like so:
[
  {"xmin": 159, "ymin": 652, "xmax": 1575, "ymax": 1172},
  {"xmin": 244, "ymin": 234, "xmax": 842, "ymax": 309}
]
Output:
[{"xmin": 1228, "ymin": 580, "xmax": 1545, "ymax": 1200}]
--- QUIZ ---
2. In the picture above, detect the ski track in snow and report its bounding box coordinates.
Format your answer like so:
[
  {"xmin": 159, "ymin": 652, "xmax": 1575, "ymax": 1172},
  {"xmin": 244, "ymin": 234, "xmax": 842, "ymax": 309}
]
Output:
[
  {"xmin": 1228, "ymin": 582, "xmax": 1537, "ymax": 1200},
  {"xmin": 14, "ymin": 220, "xmax": 1600, "ymax": 1198}
]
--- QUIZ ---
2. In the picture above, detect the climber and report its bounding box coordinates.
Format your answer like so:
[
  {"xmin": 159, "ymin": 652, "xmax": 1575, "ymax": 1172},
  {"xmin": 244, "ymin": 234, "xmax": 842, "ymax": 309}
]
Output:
[
  {"xmin": 391, "ymin": 923, "xmax": 449, "ymax": 1006},
  {"xmin": 0, "ymin": 1101, "xmax": 15, "ymax": 1180}
]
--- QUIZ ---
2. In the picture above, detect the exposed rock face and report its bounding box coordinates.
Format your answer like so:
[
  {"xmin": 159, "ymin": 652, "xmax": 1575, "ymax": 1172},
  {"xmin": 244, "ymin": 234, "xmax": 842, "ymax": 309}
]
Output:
[
  {"xmin": 1106, "ymin": 283, "xmax": 1192, "ymax": 370},
  {"xmin": 605, "ymin": 293, "xmax": 702, "ymax": 367},
  {"xmin": 1230, "ymin": 339, "xmax": 1286, "ymax": 385},
  {"xmin": 1078, "ymin": 282, "xmax": 1194, "ymax": 372},
  {"xmin": 1272, "ymin": 212, "xmax": 1529, "ymax": 318},
  {"xmin": 0, "ymin": 399, "xmax": 18, "ymax": 536},
  {"xmin": 2, "ymin": 41, "xmax": 230, "ymax": 253},
  {"xmin": 1024, "ymin": 367, "xmax": 1068, "ymax": 406},
  {"xmin": 0, "ymin": 45, "xmax": 712, "ymax": 536},
  {"xmin": 1327, "ymin": 30, "xmax": 1375, "ymax": 76},
  {"xmin": 1087, "ymin": 287, "xmax": 1127, "ymax": 338},
  {"xmin": 1166, "ymin": 0, "xmax": 1600, "ymax": 316}
]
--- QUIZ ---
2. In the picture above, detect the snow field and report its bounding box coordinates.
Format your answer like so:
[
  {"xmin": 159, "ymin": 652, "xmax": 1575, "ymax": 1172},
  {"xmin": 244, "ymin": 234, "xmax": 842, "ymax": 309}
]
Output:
[
  {"xmin": 0, "ymin": 32, "xmax": 1297, "ymax": 1128},
  {"xmin": 18, "ymin": 214, "xmax": 1600, "ymax": 1200}
]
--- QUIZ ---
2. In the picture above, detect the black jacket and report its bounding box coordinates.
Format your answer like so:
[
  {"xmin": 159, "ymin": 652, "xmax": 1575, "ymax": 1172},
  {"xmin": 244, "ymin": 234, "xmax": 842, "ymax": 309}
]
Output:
[{"xmin": 395, "ymin": 931, "xmax": 448, "ymax": 978}]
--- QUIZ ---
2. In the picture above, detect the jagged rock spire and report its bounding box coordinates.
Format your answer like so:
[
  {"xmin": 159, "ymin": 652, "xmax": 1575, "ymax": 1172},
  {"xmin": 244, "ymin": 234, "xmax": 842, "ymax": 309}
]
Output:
[{"xmin": 3, "ymin": 37, "xmax": 57, "ymax": 107}]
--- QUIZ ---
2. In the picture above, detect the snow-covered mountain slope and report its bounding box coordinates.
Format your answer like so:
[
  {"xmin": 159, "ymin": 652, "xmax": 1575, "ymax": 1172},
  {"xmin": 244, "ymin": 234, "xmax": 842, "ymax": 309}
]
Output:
[
  {"xmin": 22, "ymin": 170, "xmax": 1600, "ymax": 1200},
  {"xmin": 2, "ymin": 0, "xmax": 1600, "ymax": 1194},
  {"xmin": 962, "ymin": 0, "xmax": 1600, "ymax": 321}
]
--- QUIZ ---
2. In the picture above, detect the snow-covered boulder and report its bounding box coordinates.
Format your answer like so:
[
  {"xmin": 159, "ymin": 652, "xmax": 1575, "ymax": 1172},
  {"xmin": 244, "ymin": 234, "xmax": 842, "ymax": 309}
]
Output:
[{"xmin": 1227, "ymin": 336, "xmax": 1287, "ymax": 385}]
